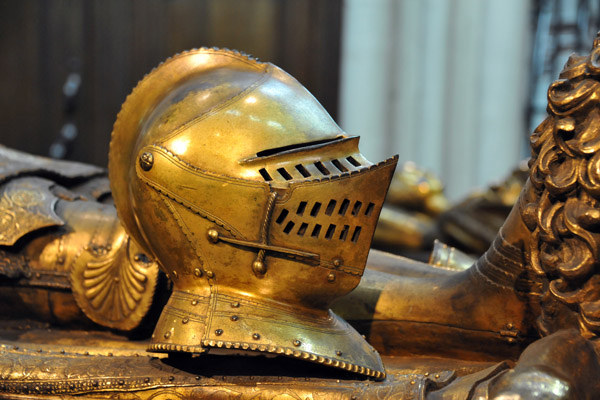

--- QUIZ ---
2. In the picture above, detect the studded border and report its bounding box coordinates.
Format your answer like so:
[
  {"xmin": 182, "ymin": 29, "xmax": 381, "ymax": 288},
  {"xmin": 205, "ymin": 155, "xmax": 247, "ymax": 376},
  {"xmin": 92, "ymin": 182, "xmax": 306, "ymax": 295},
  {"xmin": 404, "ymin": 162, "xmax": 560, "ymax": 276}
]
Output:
[{"xmin": 148, "ymin": 341, "xmax": 385, "ymax": 380}]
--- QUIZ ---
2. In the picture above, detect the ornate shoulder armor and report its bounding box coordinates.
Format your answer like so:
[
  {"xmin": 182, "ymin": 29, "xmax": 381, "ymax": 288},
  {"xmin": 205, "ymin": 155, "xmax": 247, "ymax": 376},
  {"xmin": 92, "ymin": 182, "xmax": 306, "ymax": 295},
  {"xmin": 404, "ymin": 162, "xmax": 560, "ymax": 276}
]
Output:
[
  {"xmin": 0, "ymin": 173, "xmax": 159, "ymax": 331},
  {"xmin": 0, "ymin": 177, "xmax": 64, "ymax": 246}
]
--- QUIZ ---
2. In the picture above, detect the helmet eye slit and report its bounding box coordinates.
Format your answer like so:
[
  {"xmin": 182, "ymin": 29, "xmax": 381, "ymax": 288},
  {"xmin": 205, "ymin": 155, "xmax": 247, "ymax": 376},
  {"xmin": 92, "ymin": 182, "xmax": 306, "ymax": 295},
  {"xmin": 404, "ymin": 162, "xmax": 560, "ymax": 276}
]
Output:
[
  {"xmin": 259, "ymin": 168, "xmax": 273, "ymax": 181},
  {"xmin": 277, "ymin": 167, "xmax": 293, "ymax": 180},
  {"xmin": 258, "ymin": 161, "xmax": 357, "ymax": 182},
  {"xmin": 255, "ymin": 137, "xmax": 342, "ymax": 158},
  {"xmin": 295, "ymin": 164, "xmax": 311, "ymax": 178},
  {"xmin": 331, "ymin": 159, "xmax": 348, "ymax": 173},
  {"xmin": 314, "ymin": 161, "xmax": 331, "ymax": 175},
  {"xmin": 346, "ymin": 156, "xmax": 361, "ymax": 167}
]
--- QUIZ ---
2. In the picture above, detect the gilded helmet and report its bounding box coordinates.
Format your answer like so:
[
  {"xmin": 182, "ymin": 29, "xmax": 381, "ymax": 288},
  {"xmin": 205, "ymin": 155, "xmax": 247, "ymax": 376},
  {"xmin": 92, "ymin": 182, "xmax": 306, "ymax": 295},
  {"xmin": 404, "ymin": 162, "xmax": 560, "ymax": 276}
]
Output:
[{"xmin": 109, "ymin": 48, "xmax": 397, "ymax": 379}]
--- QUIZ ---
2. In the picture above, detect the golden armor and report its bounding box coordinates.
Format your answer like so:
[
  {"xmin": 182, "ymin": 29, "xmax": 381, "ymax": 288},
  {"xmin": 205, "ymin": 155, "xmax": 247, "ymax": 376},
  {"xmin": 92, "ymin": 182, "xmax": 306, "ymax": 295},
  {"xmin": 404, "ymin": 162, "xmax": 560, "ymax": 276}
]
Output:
[
  {"xmin": 2, "ymin": 37, "xmax": 600, "ymax": 399},
  {"xmin": 0, "ymin": 145, "xmax": 159, "ymax": 330},
  {"xmin": 109, "ymin": 48, "xmax": 397, "ymax": 378}
]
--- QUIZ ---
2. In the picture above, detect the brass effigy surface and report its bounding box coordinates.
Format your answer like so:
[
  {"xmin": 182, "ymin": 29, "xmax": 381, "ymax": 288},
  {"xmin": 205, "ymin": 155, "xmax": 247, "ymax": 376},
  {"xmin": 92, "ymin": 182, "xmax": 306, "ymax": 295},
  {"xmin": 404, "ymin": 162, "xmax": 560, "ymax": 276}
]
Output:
[{"xmin": 2, "ymin": 36, "xmax": 600, "ymax": 399}]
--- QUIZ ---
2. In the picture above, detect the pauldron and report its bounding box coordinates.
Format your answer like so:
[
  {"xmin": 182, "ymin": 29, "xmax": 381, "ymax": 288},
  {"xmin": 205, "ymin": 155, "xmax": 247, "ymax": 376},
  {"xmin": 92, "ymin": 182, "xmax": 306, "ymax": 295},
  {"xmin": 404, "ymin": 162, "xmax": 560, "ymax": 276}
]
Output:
[{"xmin": 0, "ymin": 147, "xmax": 159, "ymax": 330}]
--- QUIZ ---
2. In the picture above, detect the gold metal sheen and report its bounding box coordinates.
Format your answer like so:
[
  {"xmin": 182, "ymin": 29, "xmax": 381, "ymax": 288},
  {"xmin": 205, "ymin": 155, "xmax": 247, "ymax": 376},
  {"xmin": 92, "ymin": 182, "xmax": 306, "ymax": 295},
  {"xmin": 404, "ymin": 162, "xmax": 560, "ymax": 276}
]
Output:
[
  {"xmin": 109, "ymin": 48, "xmax": 396, "ymax": 379},
  {"xmin": 2, "ymin": 39, "xmax": 600, "ymax": 398}
]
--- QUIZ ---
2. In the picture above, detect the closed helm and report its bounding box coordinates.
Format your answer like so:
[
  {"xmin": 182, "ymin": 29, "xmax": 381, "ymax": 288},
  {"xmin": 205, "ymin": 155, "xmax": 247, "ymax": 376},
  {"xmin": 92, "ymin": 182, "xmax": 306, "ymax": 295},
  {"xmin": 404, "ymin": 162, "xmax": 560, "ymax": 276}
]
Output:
[{"xmin": 109, "ymin": 48, "xmax": 397, "ymax": 379}]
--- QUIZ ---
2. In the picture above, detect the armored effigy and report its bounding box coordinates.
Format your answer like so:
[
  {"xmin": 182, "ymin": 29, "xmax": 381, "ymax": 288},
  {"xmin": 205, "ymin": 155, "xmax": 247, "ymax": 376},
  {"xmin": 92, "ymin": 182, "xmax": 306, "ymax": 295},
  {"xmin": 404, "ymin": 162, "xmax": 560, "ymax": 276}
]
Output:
[{"xmin": 2, "ymin": 37, "xmax": 600, "ymax": 399}]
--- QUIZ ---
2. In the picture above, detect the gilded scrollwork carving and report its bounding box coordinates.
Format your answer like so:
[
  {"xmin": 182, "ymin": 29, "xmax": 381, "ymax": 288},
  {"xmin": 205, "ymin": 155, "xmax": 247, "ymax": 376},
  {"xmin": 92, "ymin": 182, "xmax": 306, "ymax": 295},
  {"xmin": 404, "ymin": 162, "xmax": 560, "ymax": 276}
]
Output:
[{"xmin": 524, "ymin": 35, "xmax": 600, "ymax": 338}]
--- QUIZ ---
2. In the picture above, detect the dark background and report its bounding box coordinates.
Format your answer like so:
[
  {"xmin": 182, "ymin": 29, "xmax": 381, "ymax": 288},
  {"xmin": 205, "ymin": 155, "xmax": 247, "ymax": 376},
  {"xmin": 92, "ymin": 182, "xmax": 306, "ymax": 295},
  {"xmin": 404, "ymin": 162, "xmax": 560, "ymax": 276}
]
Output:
[{"xmin": 0, "ymin": 0, "xmax": 342, "ymax": 167}]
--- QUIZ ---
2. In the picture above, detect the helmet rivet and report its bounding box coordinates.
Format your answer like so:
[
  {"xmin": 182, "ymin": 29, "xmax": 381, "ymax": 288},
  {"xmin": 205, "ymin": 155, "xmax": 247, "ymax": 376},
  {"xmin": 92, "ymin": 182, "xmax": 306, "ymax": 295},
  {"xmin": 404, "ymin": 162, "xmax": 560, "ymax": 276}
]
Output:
[
  {"xmin": 336, "ymin": 350, "xmax": 342, "ymax": 356},
  {"xmin": 293, "ymin": 339, "xmax": 301, "ymax": 347},
  {"xmin": 252, "ymin": 260, "xmax": 266, "ymax": 275},
  {"xmin": 139, "ymin": 152, "xmax": 154, "ymax": 171},
  {"xmin": 182, "ymin": 317, "xmax": 189, "ymax": 324},
  {"xmin": 194, "ymin": 268, "xmax": 203, "ymax": 277},
  {"xmin": 327, "ymin": 273, "xmax": 336, "ymax": 282},
  {"xmin": 172, "ymin": 270, "xmax": 178, "ymax": 279},
  {"xmin": 333, "ymin": 258, "xmax": 342, "ymax": 267},
  {"xmin": 207, "ymin": 229, "xmax": 219, "ymax": 243},
  {"xmin": 191, "ymin": 299, "xmax": 199, "ymax": 306},
  {"xmin": 231, "ymin": 302, "xmax": 240, "ymax": 308},
  {"xmin": 230, "ymin": 315, "xmax": 239, "ymax": 321},
  {"xmin": 252, "ymin": 333, "xmax": 260, "ymax": 340},
  {"xmin": 215, "ymin": 329, "xmax": 223, "ymax": 336},
  {"xmin": 206, "ymin": 271, "xmax": 214, "ymax": 278},
  {"xmin": 164, "ymin": 331, "xmax": 171, "ymax": 339}
]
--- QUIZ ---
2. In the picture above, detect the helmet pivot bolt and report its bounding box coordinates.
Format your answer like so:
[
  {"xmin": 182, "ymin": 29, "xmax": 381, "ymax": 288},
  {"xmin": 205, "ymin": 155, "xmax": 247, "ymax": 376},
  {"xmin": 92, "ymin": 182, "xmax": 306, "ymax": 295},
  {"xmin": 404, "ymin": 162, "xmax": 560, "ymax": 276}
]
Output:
[
  {"xmin": 252, "ymin": 333, "xmax": 261, "ymax": 340},
  {"xmin": 194, "ymin": 268, "xmax": 203, "ymax": 277},
  {"xmin": 207, "ymin": 229, "xmax": 220, "ymax": 243},
  {"xmin": 206, "ymin": 271, "xmax": 214, "ymax": 279},
  {"xmin": 293, "ymin": 339, "xmax": 301, "ymax": 347},
  {"xmin": 139, "ymin": 152, "xmax": 154, "ymax": 171},
  {"xmin": 252, "ymin": 260, "xmax": 266, "ymax": 275},
  {"xmin": 327, "ymin": 273, "xmax": 336, "ymax": 282},
  {"xmin": 215, "ymin": 329, "xmax": 223, "ymax": 336},
  {"xmin": 333, "ymin": 258, "xmax": 343, "ymax": 267}
]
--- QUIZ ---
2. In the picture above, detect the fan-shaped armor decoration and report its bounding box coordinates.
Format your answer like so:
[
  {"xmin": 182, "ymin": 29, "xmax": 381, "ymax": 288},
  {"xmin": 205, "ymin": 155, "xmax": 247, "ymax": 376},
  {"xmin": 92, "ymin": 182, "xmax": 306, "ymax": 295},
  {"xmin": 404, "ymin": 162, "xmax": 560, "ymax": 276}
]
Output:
[{"xmin": 70, "ymin": 206, "xmax": 158, "ymax": 331}]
